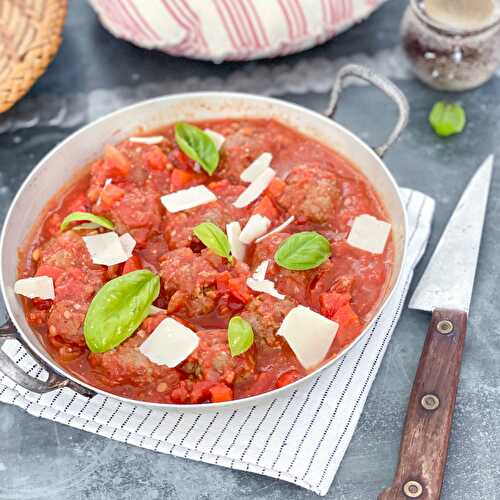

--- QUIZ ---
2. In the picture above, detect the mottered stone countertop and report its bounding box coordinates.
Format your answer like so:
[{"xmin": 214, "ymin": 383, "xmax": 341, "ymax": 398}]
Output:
[{"xmin": 0, "ymin": 1, "xmax": 499, "ymax": 499}]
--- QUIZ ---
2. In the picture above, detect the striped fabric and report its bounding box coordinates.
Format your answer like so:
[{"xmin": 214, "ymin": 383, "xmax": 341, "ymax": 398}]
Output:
[
  {"xmin": 88, "ymin": 0, "xmax": 387, "ymax": 61},
  {"xmin": 0, "ymin": 188, "xmax": 434, "ymax": 496}
]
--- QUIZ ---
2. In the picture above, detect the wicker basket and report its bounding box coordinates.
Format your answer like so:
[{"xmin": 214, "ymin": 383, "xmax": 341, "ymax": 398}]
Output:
[{"xmin": 0, "ymin": 0, "xmax": 67, "ymax": 113}]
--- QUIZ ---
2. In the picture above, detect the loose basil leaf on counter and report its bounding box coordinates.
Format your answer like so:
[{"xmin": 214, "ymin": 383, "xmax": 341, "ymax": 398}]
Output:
[
  {"xmin": 274, "ymin": 231, "xmax": 331, "ymax": 270},
  {"xmin": 175, "ymin": 122, "xmax": 220, "ymax": 175},
  {"xmin": 60, "ymin": 211, "xmax": 114, "ymax": 232},
  {"xmin": 228, "ymin": 316, "xmax": 254, "ymax": 356},
  {"xmin": 429, "ymin": 101, "xmax": 466, "ymax": 137},
  {"xmin": 84, "ymin": 270, "xmax": 160, "ymax": 353},
  {"xmin": 193, "ymin": 222, "xmax": 233, "ymax": 263}
]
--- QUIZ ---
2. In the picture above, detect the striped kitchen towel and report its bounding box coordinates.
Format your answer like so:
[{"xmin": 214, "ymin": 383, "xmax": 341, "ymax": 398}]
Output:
[{"xmin": 0, "ymin": 188, "xmax": 434, "ymax": 496}]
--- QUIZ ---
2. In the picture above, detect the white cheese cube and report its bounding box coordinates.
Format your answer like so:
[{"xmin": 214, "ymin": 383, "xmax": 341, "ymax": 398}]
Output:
[
  {"xmin": 14, "ymin": 276, "xmax": 55, "ymax": 300},
  {"xmin": 277, "ymin": 305, "xmax": 338, "ymax": 370},
  {"xmin": 139, "ymin": 317, "xmax": 199, "ymax": 368},
  {"xmin": 347, "ymin": 214, "xmax": 391, "ymax": 254}
]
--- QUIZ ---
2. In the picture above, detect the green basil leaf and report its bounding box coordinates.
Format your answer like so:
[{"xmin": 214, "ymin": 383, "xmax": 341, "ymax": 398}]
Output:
[
  {"xmin": 429, "ymin": 101, "xmax": 466, "ymax": 137},
  {"xmin": 274, "ymin": 231, "xmax": 331, "ymax": 270},
  {"xmin": 84, "ymin": 270, "xmax": 160, "ymax": 353},
  {"xmin": 193, "ymin": 222, "xmax": 233, "ymax": 263},
  {"xmin": 228, "ymin": 316, "xmax": 254, "ymax": 356},
  {"xmin": 60, "ymin": 211, "xmax": 114, "ymax": 232},
  {"xmin": 175, "ymin": 122, "xmax": 219, "ymax": 175}
]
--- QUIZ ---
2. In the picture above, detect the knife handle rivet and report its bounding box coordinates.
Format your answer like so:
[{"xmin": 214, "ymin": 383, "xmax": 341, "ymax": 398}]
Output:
[
  {"xmin": 436, "ymin": 319, "xmax": 454, "ymax": 335},
  {"xmin": 403, "ymin": 480, "xmax": 423, "ymax": 498},
  {"xmin": 421, "ymin": 393, "xmax": 440, "ymax": 411}
]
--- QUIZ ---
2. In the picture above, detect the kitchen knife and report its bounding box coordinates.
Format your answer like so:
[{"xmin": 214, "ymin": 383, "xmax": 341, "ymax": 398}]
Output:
[{"xmin": 379, "ymin": 155, "xmax": 494, "ymax": 500}]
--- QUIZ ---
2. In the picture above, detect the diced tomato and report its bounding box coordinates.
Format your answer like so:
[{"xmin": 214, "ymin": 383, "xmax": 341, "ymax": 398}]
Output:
[
  {"xmin": 190, "ymin": 380, "xmax": 213, "ymax": 403},
  {"xmin": 143, "ymin": 146, "xmax": 167, "ymax": 171},
  {"xmin": 207, "ymin": 179, "xmax": 230, "ymax": 191},
  {"xmin": 45, "ymin": 213, "xmax": 63, "ymax": 237},
  {"xmin": 122, "ymin": 254, "xmax": 142, "ymax": 275},
  {"xmin": 265, "ymin": 177, "xmax": 286, "ymax": 200},
  {"xmin": 332, "ymin": 303, "xmax": 361, "ymax": 349},
  {"xmin": 100, "ymin": 183, "xmax": 125, "ymax": 207},
  {"xmin": 252, "ymin": 195, "xmax": 278, "ymax": 221},
  {"xmin": 103, "ymin": 144, "xmax": 130, "ymax": 177},
  {"xmin": 170, "ymin": 168, "xmax": 204, "ymax": 191},
  {"xmin": 319, "ymin": 291, "xmax": 351, "ymax": 319},
  {"xmin": 216, "ymin": 271, "xmax": 231, "ymax": 292},
  {"xmin": 32, "ymin": 298, "xmax": 53, "ymax": 311},
  {"xmin": 276, "ymin": 370, "xmax": 300, "ymax": 388},
  {"xmin": 170, "ymin": 385, "xmax": 190, "ymax": 404},
  {"xmin": 209, "ymin": 383, "xmax": 233, "ymax": 403},
  {"xmin": 228, "ymin": 276, "xmax": 252, "ymax": 304},
  {"xmin": 169, "ymin": 149, "xmax": 195, "ymax": 170},
  {"xmin": 65, "ymin": 192, "xmax": 89, "ymax": 213},
  {"xmin": 35, "ymin": 264, "xmax": 64, "ymax": 281}
]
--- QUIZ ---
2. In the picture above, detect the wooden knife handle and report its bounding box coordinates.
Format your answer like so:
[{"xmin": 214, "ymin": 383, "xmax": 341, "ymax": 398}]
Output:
[{"xmin": 379, "ymin": 308, "xmax": 468, "ymax": 500}]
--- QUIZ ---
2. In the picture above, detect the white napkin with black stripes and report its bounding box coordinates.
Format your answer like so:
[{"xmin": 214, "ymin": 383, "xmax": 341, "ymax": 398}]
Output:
[{"xmin": 0, "ymin": 188, "xmax": 434, "ymax": 496}]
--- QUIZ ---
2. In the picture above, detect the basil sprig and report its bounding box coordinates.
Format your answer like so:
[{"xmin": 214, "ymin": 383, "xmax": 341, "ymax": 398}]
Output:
[
  {"xmin": 84, "ymin": 270, "xmax": 160, "ymax": 353},
  {"xmin": 193, "ymin": 222, "xmax": 233, "ymax": 263},
  {"xmin": 429, "ymin": 101, "xmax": 466, "ymax": 137},
  {"xmin": 175, "ymin": 122, "xmax": 220, "ymax": 175},
  {"xmin": 228, "ymin": 316, "xmax": 254, "ymax": 356},
  {"xmin": 60, "ymin": 211, "xmax": 114, "ymax": 232},
  {"xmin": 274, "ymin": 231, "xmax": 331, "ymax": 270}
]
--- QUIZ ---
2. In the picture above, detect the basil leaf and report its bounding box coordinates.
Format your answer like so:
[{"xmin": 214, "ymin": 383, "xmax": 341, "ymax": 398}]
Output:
[
  {"xmin": 60, "ymin": 211, "xmax": 114, "ymax": 232},
  {"xmin": 274, "ymin": 231, "xmax": 331, "ymax": 270},
  {"xmin": 175, "ymin": 122, "xmax": 219, "ymax": 175},
  {"xmin": 84, "ymin": 270, "xmax": 160, "ymax": 353},
  {"xmin": 193, "ymin": 222, "xmax": 233, "ymax": 263},
  {"xmin": 228, "ymin": 316, "xmax": 254, "ymax": 356},
  {"xmin": 429, "ymin": 101, "xmax": 466, "ymax": 137}
]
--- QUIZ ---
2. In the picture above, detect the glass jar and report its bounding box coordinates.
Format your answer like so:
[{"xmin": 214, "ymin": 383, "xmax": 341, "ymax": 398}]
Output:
[{"xmin": 401, "ymin": 0, "xmax": 500, "ymax": 91}]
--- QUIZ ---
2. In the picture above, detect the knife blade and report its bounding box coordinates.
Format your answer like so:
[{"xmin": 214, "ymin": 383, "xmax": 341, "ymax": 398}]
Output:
[
  {"xmin": 409, "ymin": 154, "xmax": 494, "ymax": 313},
  {"xmin": 379, "ymin": 155, "xmax": 494, "ymax": 500}
]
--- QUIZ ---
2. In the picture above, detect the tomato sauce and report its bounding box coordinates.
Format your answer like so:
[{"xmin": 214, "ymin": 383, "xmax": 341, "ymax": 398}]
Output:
[{"xmin": 19, "ymin": 118, "xmax": 393, "ymax": 404}]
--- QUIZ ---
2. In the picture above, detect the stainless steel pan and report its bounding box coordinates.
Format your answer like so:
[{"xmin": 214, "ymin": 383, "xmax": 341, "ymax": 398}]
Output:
[{"xmin": 0, "ymin": 65, "xmax": 409, "ymax": 411}]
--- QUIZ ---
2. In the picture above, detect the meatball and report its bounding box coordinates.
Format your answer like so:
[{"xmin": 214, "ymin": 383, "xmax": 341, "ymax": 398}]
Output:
[
  {"xmin": 278, "ymin": 164, "xmax": 339, "ymax": 224},
  {"xmin": 217, "ymin": 127, "xmax": 269, "ymax": 183},
  {"xmin": 241, "ymin": 294, "xmax": 296, "ymax": 348},
  {"xmin": 159, "ymin": 247, "xmax": 250, "ymax": 317},
  {"xmin": 35, "ymin": 232, "xmax": 106, "ymax": 345},
  {"xmin": 89, "ymin": 316, "xmax": 181, "ymax": 389},
  {"xmin": 94, "ymin": 185, "xmax": 164, "ymax": 246},
  {"xmin": 47, "ymin": 301, "xmax": 87, "ymax": 347},
  {"xmin": 181, "ymin": 329, "xmax": 254, "ymax": 385},
  {"xmin": 163, "ymin": 180, "xmax": 250, "ymax": 250},
  {"xmin": 251, "ymin": 232, "xmax": 333, "ymax": 303}
]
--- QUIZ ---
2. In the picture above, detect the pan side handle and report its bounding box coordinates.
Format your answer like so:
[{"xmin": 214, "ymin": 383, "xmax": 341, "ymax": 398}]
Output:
[
  {"xmin": 0, "ymin": 318, "xmax": 94, "ymax": 396},
  {"xmin": 325, "ymin": 64, "xmax": 410, "ymax": 158}
]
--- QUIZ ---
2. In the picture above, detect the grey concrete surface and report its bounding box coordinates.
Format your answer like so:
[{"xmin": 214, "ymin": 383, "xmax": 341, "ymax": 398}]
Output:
[{"xmin": 0, "ymin": 1, "xmax": 499, "ymax": 499}]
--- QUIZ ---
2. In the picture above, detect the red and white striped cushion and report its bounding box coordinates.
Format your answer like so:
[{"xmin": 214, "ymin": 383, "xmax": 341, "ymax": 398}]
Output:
[{"xmin": 88, "ymin": 0, "xmax": 386, "ymax": 61}]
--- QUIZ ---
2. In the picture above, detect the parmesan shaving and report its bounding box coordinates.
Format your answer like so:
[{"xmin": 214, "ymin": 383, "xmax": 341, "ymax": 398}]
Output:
[
  {"xmin": 240, "ymin": 153, "xmax": 273, "ymax": 182},
  {"xmin": 161, "ymin": 185, "xmax": 217, "ymax": 213},
  {"xmin": 346, "ymin": 214, "xmax": 391, "ymax": 254},
  {"xmin": 226, "ymin": 221, "xmax": 247, "ymax": 262},
  {"xmin": 255, "ymin": 216, "xmax": 295, "ymax": 243},
  {"xmin": 233, "ymin": 168, "xmax": 275, "ymax": 209},
  {"xmin": 128, "ymin": 136, "xmax": 165, "ymax": 145},
  {"xmin": 204, "ymin": 129, "xmax": 226, "ymax": 150},
  {"xmin": 239, "ymin": 214, "xmax": 271, "ymax": 244}
]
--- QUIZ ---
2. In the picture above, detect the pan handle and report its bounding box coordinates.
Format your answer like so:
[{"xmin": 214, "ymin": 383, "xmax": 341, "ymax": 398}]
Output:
[
  {"xmin": 325, "ymin": 64, "xmax": 410, "ymax": 158},
  {"xmin": 0, "ymin": 318, "xmax": 93, "ymax": 396}
]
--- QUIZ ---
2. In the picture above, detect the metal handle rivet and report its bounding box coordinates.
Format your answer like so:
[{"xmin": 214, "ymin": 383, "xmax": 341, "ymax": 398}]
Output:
[
  {"xmin": 436, "ymin": 319, "xmax": 454, "ymax": 334},
  {"xmin": 403, "ymin": 480, "xmax": 423, "ymax": 498},
  {"xmin": 421, "ymin": 393, "xmax": 440, "ymax": 411}
]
